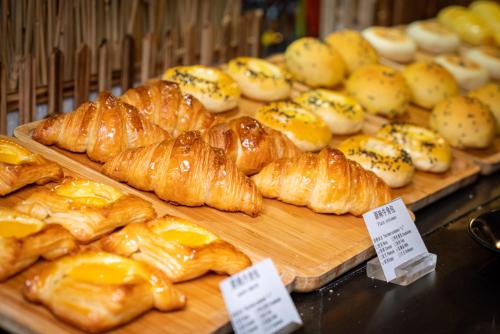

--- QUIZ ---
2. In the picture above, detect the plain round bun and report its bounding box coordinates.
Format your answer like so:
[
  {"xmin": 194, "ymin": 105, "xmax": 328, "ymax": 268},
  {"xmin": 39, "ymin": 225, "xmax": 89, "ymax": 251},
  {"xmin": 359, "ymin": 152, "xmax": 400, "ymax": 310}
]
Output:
[
  {"xmin": 434, "ymin": 54, "xmax": 489, "ymax": 90},
  {"xmin": 376, "ymin": 123, "xmax": 452, "ymax": 173},
  {"xmin": 346, "ymin": 64, "xmax": 411, "ymax": 118},
  {"xmin": 325, "ymin": 30, "xmax": 378, "ymax": 74},
  {"xmin": 406, "ymin": 20, "xmax": 459, "ymax": 54},
  {"xmin": 464, "ymin": 46, "xmax": 500, "ymax": 80},
  {"xmin": 256, "ymin": 101, "xmax": 332, "ymax": 151},
  {"xmin": 285, "ymin": 37, "xmax": 346, "ymax": 87},
  {"xmin": 338, "ymin": 134, "xmax": 415, "ymax": 188},
  {"xmin": 401, "ymin": 61, "xmax": 459, "ymax": 109},
  {"xmin": 293, "ymin": 89, "xmax": 364, "ymax": 135},
  {"xmin": 226, "ymin": 57, "xmax": 291, "ymax": 101},
  {"xmin": 430, "ymin": 95, "xmax": 495, "ymax": 149},
  {"xmin": 468, "ymin": 83, "xmax": 500, "ymax": 134},
  {"xmin": 362, "ymin": 26, "xmax": 417, "ymax": 63},
  {"xmin": 162, "ymin": 65, "xmax": 240, "ymax": 113}
]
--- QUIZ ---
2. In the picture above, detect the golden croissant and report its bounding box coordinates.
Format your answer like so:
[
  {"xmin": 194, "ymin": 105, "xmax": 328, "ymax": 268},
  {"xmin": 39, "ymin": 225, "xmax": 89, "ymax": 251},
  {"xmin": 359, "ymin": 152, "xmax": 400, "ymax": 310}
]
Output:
[
  {"xmin": 24, "ymin": 251, "xmax": 186, "ymax": 333},
  {"xmin": 32, "ymin": 92, "xmax": 170, "ymax": 163},
  {"xmin": 0, "ymin": 138, "xmax": 62, "ymax": 196},
  {"xmin": 100, "ymin": 215, "xmax": 251, "ymax": 282},
  {"xmin": 252, "ymin": 148, "xmax": 392, "ymax": 216},
  {"xmin": 102, "ymin": 131, "xmax": 262, "ymax": 216},
  {"xmin": 121, "ymin": 80, "xmax": 219, "ymax": 137},
  {"xmin": 202, "ymin": 116, "xmax": 301, "ymax": 175}
]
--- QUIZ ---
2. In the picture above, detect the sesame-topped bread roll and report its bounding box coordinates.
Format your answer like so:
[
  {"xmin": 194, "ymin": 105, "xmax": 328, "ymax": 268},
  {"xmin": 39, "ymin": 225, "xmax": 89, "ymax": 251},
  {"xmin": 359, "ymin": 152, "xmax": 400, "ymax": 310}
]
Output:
[
  {"xmin": 285, "ymin": 37, "xmax": 346, "ymax": 87},
  {"xmin": 346, "ymin": 64, "xmax": 411, "ymax": 118},
  {"xmin": 325, "ymin": 30, "xmax": 378, "ymax": 74},
  {"xmin": 468, "ymin": 83, "xmax": 500, "ymax": 134},
  {"xmin": 435, "ymin": 54, "xmax": 489, "ymax": 91},
  {"xmin": 406, "ymin": 20, "xmax": 460, "ymax": 54},
  {"xmin": 430, "ymin": 96, "xmax": 496, "ymax": 149},
  {"xmin": 401, "ymin": 61, "xmax": 459, "ymax": 109},
  {"xmin": 362, "ymin": 26, "xmax": 417, "ymax": 63}
]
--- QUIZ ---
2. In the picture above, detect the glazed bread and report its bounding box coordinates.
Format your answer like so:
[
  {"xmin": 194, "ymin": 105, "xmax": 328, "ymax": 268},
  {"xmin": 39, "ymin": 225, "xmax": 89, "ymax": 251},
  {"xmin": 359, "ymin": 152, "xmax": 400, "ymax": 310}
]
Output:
[{"xmin": 468, "ymin": 83, "xmax": 500, "ymax": 133}]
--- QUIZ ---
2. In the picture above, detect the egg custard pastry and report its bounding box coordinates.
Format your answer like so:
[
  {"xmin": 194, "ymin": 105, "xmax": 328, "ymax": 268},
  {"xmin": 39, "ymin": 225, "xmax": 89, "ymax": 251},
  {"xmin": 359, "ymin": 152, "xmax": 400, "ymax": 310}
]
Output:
[
  {"xmin": 15, "ymin": 177, "xmax": 156, "ymax": 243},
  {"xmin": 0, "ymin": 207, "xmax": 77, "ymax": 281},
  {"xmin": 24, "ymin": 251, "xmax": 186, "ymax": 333},
  {"xmin": 0, "ymin": 138, "xmax": 63, "ymax": 196},
  {"xmin": 100, "ymin": 216, "xmax": 251, "ymax": 282}
]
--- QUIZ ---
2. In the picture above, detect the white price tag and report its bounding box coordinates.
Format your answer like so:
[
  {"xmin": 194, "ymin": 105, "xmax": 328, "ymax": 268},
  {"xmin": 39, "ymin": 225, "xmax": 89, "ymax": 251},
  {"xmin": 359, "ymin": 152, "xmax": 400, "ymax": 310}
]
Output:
[
  {"xmin": 363, "ymin": 197, "xmax": 428, "ymax": 282},
  {"xmin": 220, "ymin": 259, "xmax": 302, "ymax": 334}
]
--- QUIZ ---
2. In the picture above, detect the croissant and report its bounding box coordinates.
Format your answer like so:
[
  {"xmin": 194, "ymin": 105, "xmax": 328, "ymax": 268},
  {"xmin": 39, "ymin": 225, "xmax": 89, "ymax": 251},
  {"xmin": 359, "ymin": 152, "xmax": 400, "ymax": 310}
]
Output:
[
  {"xmin": 0, "ymin": 138, "xmax": 63, "ymax": 196},
  {"xmin": 24, "ymin": 251, "xmax": 186, "ymax": 333},
  {"xmin": 202, "ymin": 116, "xmax": 301, "ymax": 175},
  {"xmin": 102, "ymin": 131, "xmax": 262, "ymax": 216},
  {"xmin": 121, "ymin": 80, "xmax": 219, "ymax": 137},
  {"xmin": 32, "ymin": 92, "xmax": 170, "ymax": 163},
  {"xmin": 251, "ymin": 148, "xmax": 392, "ymax": 216}
]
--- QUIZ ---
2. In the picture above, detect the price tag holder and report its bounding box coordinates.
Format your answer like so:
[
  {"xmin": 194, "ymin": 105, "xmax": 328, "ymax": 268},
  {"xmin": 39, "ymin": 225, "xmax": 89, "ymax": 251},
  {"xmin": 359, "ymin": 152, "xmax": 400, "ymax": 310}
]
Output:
[
  {"xmin": 363, "ymin": 197, "xmax": 437, "ymax": 286},
  {"xmin": 220, "ymin": 258, "xmax": 302, "ymax": 334}
]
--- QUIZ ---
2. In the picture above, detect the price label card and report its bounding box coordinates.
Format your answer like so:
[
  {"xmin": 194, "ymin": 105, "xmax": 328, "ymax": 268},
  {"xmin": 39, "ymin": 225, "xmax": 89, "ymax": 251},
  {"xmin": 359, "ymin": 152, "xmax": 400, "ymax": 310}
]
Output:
[
  {"xmin": 220, "ymin": 258, "xmax": 302, "ymax": 334},
  {"xmin": 363, "ymin": 197, "xmax": 428, "ymax": 282}
]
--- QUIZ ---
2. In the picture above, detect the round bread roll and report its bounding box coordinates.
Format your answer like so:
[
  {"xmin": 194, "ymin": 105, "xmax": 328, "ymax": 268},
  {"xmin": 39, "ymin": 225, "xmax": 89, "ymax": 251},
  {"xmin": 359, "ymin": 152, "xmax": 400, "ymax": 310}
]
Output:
[
  {"xmin": 325, "ymin": 30, "xmax": 378, "ymax": 74},
  {"xmin": 465, "ymin": 46, "xmax": 500, "ymax": 80},
  {"xmin": 162, "ymin": 65, "xmax": 240, "ymax": 113},
  {"xmin": 406, "ymin": 20, "xmax": 460, "ymax": 54},
  {"xmin": 434, "ymin": 54, "xmax": 489, "ymax": 90},
  {"xmin": 346, "ymin": 64, "xmax": 411, "ymax": 118},
  {"xmin": 226, "ymin": 57, "xmax": 291, "ymax": 101},
  {"xmin": 430, "ymin": 95, "xmax": 496, "ymax": 149},
  {"xmin": 376, "ymin": 123, "xmax": 452, "ymax": 173},
  {"xmin": 469, "ymin": 1, "xmax": 500, "ymax": 33},
  {"xmin": 338, "ymin": 135, "xmax": 415, "ymax": 188},
  {"xmin": 437, "ymin": 5, "xmax": 492, "ymax": 45},
  {"xmin": 256, "ymin": 101, "xmax": 332, "ymax": 151},
  {"xmin": 362, "ymin": 26, "xmax": 417, "ymax": 63},
  {"xmin": 284, "ymin": 37, "xmax": 346, "ymax": 87},
  {"xmin": 401, "ymin": 61, "xmax": 459, "ymax": 109},
  {"xmin": 293, "ymin": 89, "xmax": 364, "ymax": 135},
  {"xmin": 468, "ymin": 83, "xmax": 500, "ymax": 133}
]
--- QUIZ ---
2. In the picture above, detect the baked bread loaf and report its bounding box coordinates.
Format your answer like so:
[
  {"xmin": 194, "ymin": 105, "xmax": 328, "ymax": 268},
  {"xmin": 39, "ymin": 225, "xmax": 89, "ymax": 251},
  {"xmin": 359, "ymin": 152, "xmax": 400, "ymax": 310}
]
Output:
[
  {"xmin": 24, "ymin": 251, "xmax": 186, "ymax": 333},
  {"xmin": 339, "ymin": 135, "xmax": 415, "ymax": 188},
  {"xmin": 0, "ymin": 208, "xmax": 77, "ymax": 281},
  {"xmin": 401, "ymin": 61, "xmax": 459, "ymax": 109},
  {"xmin": 102, "ymin": 131, "xmax": 262, "ymax": 216},
  {"xmin": 33, "ymin": 92, "xmax": 170, "ymax": 163},
  {"xmin": 406, "ymin": 20, "xmax": 459, "ymax": 54},
  {"xmin": 376, "ymin": 123, "xmax": 452, "ymax": 173},
  {"xmin": 15, "ymin": 177, "xmax": 156, "ymax": 243},
  {"xmin": 346, "ymin": 64, "xmax": 411, "ymax": 118},
  {"xmin": 468, "ymin": 83, "xmax": 500, "ymax": 133},
  {"xmin": 293, "ymin": 89, "xmax": 364, "ymax": 135},
  {"xmin": 226, "ymin": 57, "xmax": 291, "ymax": 101},
  {"xmin": 284, "ymin": 37, "xmax": 346, "ymax": 87},
  {"xmin": 256, "ymin": 101, "xmax": 332, "ymax": 151},
  {"xmin": 325, "ymin": 29, "xmax": 378, "ymax": 74},
  {"xmin": 121, "ymin": 80, "xmax": 218, "ymax": 137},
  {"xmin": 100, "ymin": 216, "xmax": 251, "ymax": 282},
  {"xmin": 430, "ymin": 95, "xmax": 496, "ymax": 149},
  {"xmin": 362, "ymin": 26, "xmax": 416, "ymax": 63},
  {"xmin": 434, "ymin": 55, "xmax": 489, "ymax": 90},
  {"xmin": 202, "ymin": 116, "xmax": 300, "ymax": 175},
  {"xmin": 465, "ymin": 46, "xmax": 500, "ymax": 80},
  {"xmin": 251, "ymin": 148, "xmax": 391, "ymax": 216},
  {"xmin": 438, "ymin": 5, "xmax": 492, "ymax": 45},
  {"xmin": 0, "ymin": 138, "xmax": 62, "ymax": 196},
  {"xmin": 162, "ymin": 65, "xmax": 240, "ymax": 113}
]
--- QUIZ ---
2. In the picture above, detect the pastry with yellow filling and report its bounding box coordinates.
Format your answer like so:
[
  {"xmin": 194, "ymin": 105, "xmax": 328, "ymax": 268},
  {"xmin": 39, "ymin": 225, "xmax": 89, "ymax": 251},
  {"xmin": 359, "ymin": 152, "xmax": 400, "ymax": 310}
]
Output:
[
  {"xmin": 15, "ymin": 177, "xmax": 156, "ymax": 243},
  {"xmin": 362, "ymin": 26, "xmax": 416, "ymax": 63},
  {"xmin": 468, "ymin": 83, "xmax": 500, "ymax": 133},
  {"xmin": 226, "ymin": 57, "xmax": 291, "ymax": 101},
  {"xmin": 0, "ymin": 138, "xmax": 62, "ymax": 196},
  {"xmin": 338, "ymin": 135, "xmax": 415, "ymax": 188},
  {"xmin": 100, "ymin": 216, "xmax": 251, "ymax": 282},
  {"xmin": 376, "ymin": 123, "xmax": 452, "ymax": 173},
  {"xmin": 434, "ymin": 54, "xmax": 489, "ymax": 90},
  {"xmin": 0, "ymin": 207, "xmax": 77, "ymax": 281},
  {"xmin": 438, "ymin": 5, "xmax": 492, "ymax": 45},
  {"xmin": 256, "ymin": 101, "xmax": 332, "ymax": 151},
  {"xmin": 325, "ymin": 30, "xmax": 378, "ymax": 74},
  {"xmin": 24, "ymin": 251, "xmax": 186, "ymax": 333},
  {"xmin": 406, "ymin": 20, "xmax": 460, "ymax": 54},
  {"xmin": 465, "ymin": 46, "xmax": 500, "ymax": 80},
  {"xmin": 162, "ymin": 65, "xmax": 240, "ymax": 113},
  {"xmin": 293, "ymin": 89, "xmax": 364, "ymax": 135},
  {"xmin": 284, "ymin": 37, "xmax": 346, "ymax": 87}
]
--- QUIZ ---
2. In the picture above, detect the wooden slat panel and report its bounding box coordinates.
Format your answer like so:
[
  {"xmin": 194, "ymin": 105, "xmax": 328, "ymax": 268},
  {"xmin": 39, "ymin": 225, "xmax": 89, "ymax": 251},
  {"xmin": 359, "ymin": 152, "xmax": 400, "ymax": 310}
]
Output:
[
  {"xmin": 74, "ymin": 44, "xmax": 91, "ymax": 106},
  {"xmin": 0, "ymin": 62, "xmax": 7, "ymax": 134},
  {"xmin": 47, "ymin": 48, "xmax": 63, "ymax": 116}
]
